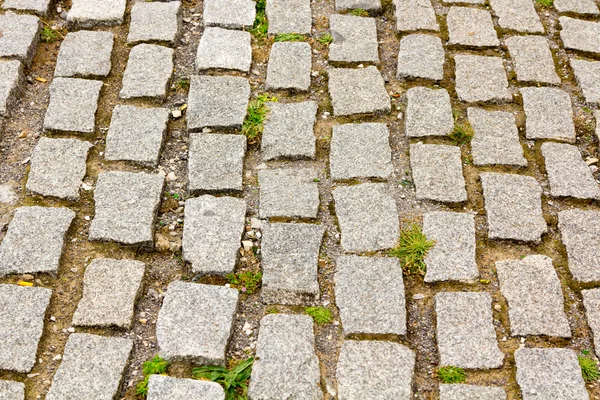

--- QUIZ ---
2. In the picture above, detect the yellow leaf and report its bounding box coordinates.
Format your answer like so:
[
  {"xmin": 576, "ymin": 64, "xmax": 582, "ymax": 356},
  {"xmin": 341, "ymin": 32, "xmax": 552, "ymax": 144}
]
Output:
[
  {"xmin": 17, "ymin": 281, "xmax": 34, "ymax": 287},
  {"xmin": 35, "ymin": 77, "xmax": 47, "ymax": 83}
]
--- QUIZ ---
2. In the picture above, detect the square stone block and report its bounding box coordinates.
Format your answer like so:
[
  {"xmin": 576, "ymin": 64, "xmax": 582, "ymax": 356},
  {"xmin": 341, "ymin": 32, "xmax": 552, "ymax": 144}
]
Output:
[
  {"xmin": 258, "ymin": 168, "xmax": 320, "ymax": 219},
  {"xmin": 0, "ymin": 60, "xmax": 23, "ymax": 118},
  {"xmin": 454, "ymin": 55, "xmax": 511, "ymax": 103},
  {"xmin": 506, "ymin": 35, "xmax": 559, "ymax": 84},
  {"xmin": 558, "ymin": 209, "xmax": 600, "ymax": 283},
  {"xmin": 571, "ymin": 58, "xmax": 600, "ymax": 107},
  {"xmin": 405, "ymin": 87, "xmax": 453, "ymax": 138},
  {"xmin": 261, "ymin": 101, "xmax": 317, "ymax": 160},
  {"xmin": 2, "ymin": 0, "xmax": 50, "ymax": 16},
  {"xmin": 54, "ymin": 31, "xmax": 114, "ymax": 78},
  {"xmin": 329, "ymin": 14, "xmax": 379, "ymax": 63},
  {"xmin": 560, "ymin": 17, "xmax": 600, "ymax": 54},
  {"xmin": 582, "ymin": 289, "xmax": 600, "ymax": 354},
  {"xmin": 521, "ymin": 87, "xmax": 575, "ymax": 142},
  {"xmin": 266, "ymin": 42, "xmax": 311, "ymax": 91},
  {"xmin": 147, "ymin": 376, "xmax": 225, "ymax": 400},
  {"xmin": 394, "ymin": 0, "xmax": 439, "ymax": 32},
  {"xmin": 328, "ymin": 66, "xmax": 391, "ymax": 116},
  {"xmin": 0, "ymin": 14, "xmax": 40, "ymax": 66},
  {"xmin": 397, "ymin": 34, "xmax": 445, "ymax": 81},
  {"xmin": 196, "ymin": 27, "xmax": 252, "ymax": 72},
  {"xmin": 0, "ymin": 380, "xmax": 25, "ymax": 400},
  {"xmin": 555, "ymin": 0, "xmax": 599, "ymax": 15},
  {"xmin": 266, "ymin": 0, "xmax": 312, "ymax": 35},
  {"xmin": 67, "ymin": 0, "xmax": 127, "ymax": 28},
  {"xmin": 447, "ymin": 7, "xmax": 499, "ymax": 47},
  {"xmin": 128, "ymin": 1, "xmax": 181, "ymax": 45},
  {"xmin": 336, "ymin": 0, "xmax": 381, "ymax": 10},
  {"xmin": 439, "ymin": 385, "xmax": 506, "ymax": 400},
  {"xmin": 489, "ymin": 0, "xmax": 544, "ymax": 33},
  {"xmin": 203, "ymin": 0, "xmax": 256, "ymax": 29},
  {"xmin": 120, "ymin": 44, "xmax": 174, "ymax": 100}
]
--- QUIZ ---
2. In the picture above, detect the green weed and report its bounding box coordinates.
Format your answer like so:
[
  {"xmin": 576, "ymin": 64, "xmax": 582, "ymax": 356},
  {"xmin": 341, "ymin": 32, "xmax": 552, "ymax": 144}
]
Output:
[
  {"xmin": 389, "ymin": 224, "xmax": 434, "ymax": 276},
  {"xmin": 226, "ymin": 271, "xmax": 262, "ymax": 294},
  {"xmin": 579, "ymin": 353, "xmax": 600, "ymax": 383},
  {"xmin": 349, "ymin": 8, "xmax": 369, "ymax": 16},
  {"xmin": 274, "ymin": 33, "xmax": 306, "ymax": 42},
  {"xmin": 40, "ymin": 26, "xmax": 59, "ymax": 43},
  {"xmin": 173, "ymin": 77, "xmax": 190, "ymax": 90},
  {"xmin": 242, "ymin": 94, "xmax": 277, "ymax": 142},
  {"xmin": 193, "ymin": 358, "xmax": 254, "ymax": 400},
  {"xmin": 317, "ymin": 34, "xmax": 333, "ymax": 45},
  {"xmin": 250, "ymin": 0, "xmax": 268, "ymax": 39},
  {"xmin": 305, "ymin": 306, "xmax": 333, "ymax": 324},
  {"xmin": 136, "ymin": 355, "xmax": 169, "ymax": 397},
  {"xmin": 449, "ymin": 122, "xmax": 474, "ymax": 146},
  {"xmin": 438, "ymin": 366, "xmax": 466, "ymax": 383},
  {"xmin": 535, "ymin": 0, "xmax": 553, "ymax": 6}
]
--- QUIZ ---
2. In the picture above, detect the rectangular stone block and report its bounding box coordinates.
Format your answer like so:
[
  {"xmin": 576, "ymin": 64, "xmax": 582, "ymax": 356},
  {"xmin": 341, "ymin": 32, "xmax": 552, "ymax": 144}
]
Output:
[
  {"xmin": 0, "ymin": 14, "xmax": 40, "ymax": 66},
  {"xmin": 120, "ymin": 44, "xmax": 174, "ymax": 100},
  {"xmin": 258, "ymin": 168, "xmax": 320, "ymax": 219},
  {"xmin": 328, "ymin": 66, "xmax": 391, "ymax": 116},
  {"xmin": 521, "ymin": 87, "xmax": 575, "ymax": 142},
  {"xmin": 329, "ymin": 15, "xmax": 379, "ymax": 63},
  {"xmin": 506, "ymin": 35, "xmax": 560, "ymax": 84},
  {"xmin": 266, "ymin": 42, "xmax": 311, "ymax": 91},
  {"xmin": 261, "ymin": 101, "xmax": 317, "ymax": 160},
  {"xmin": 405, "ymin": 87, "xmax": 453, "ymax": 138},
  {"xmin": 54, "ymin": 31, "xmax": 114, "ymax": 78},
  {"xmin": 582, "ymin": 289, "xmax": 600, "ymax": 355},
  {"xmin": 2, "ymin": 0, "xmax": 50, "ymax": 16},
  {"xmin": 542, "ymin": 142, "xmax": 600, "ymax": 199},
  {"xmin": 67, "ymin": 0, "xmax": 127, "ymax": 28},
  {"xmin": 203, "ymin": 0, "xmax": 256, "ymax": 29},
  {"xmin": 558, "ymin": 209, "xmax": 600, "ymax": 283},
  {"xmin": 559, "ymin": 17, "xmax": 600, "ymax": 54},
  {"xmin": 336, "ymin": 0, "xmax": 381, "ymax": 10},
  {"xmin": 454, "ymin": 55, "xmax": 511, "ymax": 103},
  {"xmin": 447, "ymin": 7, "xmax": 499, "ymax": 47},
  {"xmin": 0, "ymin": 60, "xmax": 23, "ymax": 118},
  {"xmin": 266, "ymin": 0, "xmax": 312, "ymax": 35},
  {"xmin": 439, "ymin": 385, "xmax": 506, "ymax": 400},
  {"xmin": 555, "ymin": 0, "xmax": 599, "ymax": 15},
  {"xmin": 148, "ymin": 376, "xmax": 225, "ymax": 400},
  {"xmin": 489, "ymin": 0, "xmax": 544, "ymax": 33},
  {"xmin": 397, "ymin": 34, "xmax": 445, "ymax": 81},
  {"xmin": 394, "ymin": 0, "xmax": 439, "ymax": 32},
  {"xmin": 0, "ymin": 380, "xmax": 25, "ymax": 400},
  {"xmin": 128, "ymin": 1, "xmax": 181, "ymax": 45},
  {"xmin": 571, "ymin": 58, "xmax": 600, "ymax": 107},
  {"xmin": 196, "ymin": 28, "xmax": 251, "ymax": 73}
]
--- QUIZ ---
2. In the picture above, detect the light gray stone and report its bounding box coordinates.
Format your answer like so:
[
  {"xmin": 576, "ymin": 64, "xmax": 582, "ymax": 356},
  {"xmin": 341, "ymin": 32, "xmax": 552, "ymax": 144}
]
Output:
[
  {"xmin": 188, "ymin": 133, "xmax": 246, "ymax": 192},
  {"xmin": 120, "ymin": 44, "xmax": 174, "ymax": 100},
  {"xmin": 328, "ymin": 66, "xmax": 391, "ymax": 116},
  {"xmin": 43, "ymin": 77, "xmax": 102, "ymax": 134},
  {"xmin": 26, "ymin": 137, "xmax": 92, "ymax": 201},
  {"xmin": 128, "ymin": 1, "xmax": 181, "ymax": 45},
  {"xmin": 405, "ymin": 87, "xmax": 453, "ymax": 138},
  {"xmin": 0, "ymin": 14, "xmax": 40, "ymax": 66},
  {"xmin": 560, "ymin": 17, "xmax": 600, "ymax": 54},
  {"xmin": 515, "ymin": 348, "xmax": 588, "ymax": 400},
  {"xmin": 266, "ymin": 42, "xmax": 311, "ymax": 91},
  {"xmin": 435, "ymin": 292, "xmax": 504, "ymax": 369},
  {"xmin": 447, "ymin": 7, "xmax": 499, "ymax": 47},
  {"xmin": 266, "ymin": 0, "xmax": 311, "ymax": 35},
  {"xmin": 72, "ymin": 258, "xmax": 145, "ymax": 329},
  {"xmin": 506, "ymin": 35, "xmax": 560, "ymax": 84},
  {"xmin": 583, "ymin": 289, "xmax": 600, "ymax": 354},
  {"xmin": 183, "ymin": 196, "xmax": 246, "ymax": 276},
  {"xmin": 157, "ymin": 281, "xmax": 238, "ymax": 365},
  {"xmin": 333, "ymin": 183, "xmax": 399, "ymax": 252},
  {"xmin": 0, "ymin": 285, "xmax": 51, "ymax": 373},
  {"xmin": 330, "ymin": 123, "xmax": 392, "ymax": 180},
  {"xmin": 187, "ymin": 75, "xmax": 250, "ymax": 132},
  {"xmin": 203, "ymin": 0, "xmax": 256, "ymax": 29},
  {"xmin": 439, "ymin": 385, "xmax": 506, "ymax": 400},
  {"xmin": 0, "ymin": 206, "xmax": 75, "ymax": 275},
  {"xmin": 571, "ymin": 58, "xmax": 600, "ymax": 106},
  {"xmin": 423, "ymin": 212, "xmax": 477, "ymax": 282},
  {"xmin": 0, "ymin": 380, "xmax": 25, "ymax": 400},
  {"xmin": 521, "ymin": 87, "xmax": 575, "ymax": 142},
  {"xmin": 335, "ymin": 256, "xmax": 406, "ymax": 336},
  {"xmin": 261, "ymin": 223, "xmax": 324, "ymax": 304},
  {"xmin": 147, "ymin": 376, "xmax": 225, "ymax": 400},
  {"xmin": 105, "ymin": 105, "xmax": 170, "ymax": 168},
  {"xmin": 258, "ymin": 168, "xmax": 319, "ymax": 219},
  {"xmin": 2, "ymin": 0, "xmax": 50, "ymax": 16},
  {"xmin": 248, "ymin": 314, "xmax": 322, "ymax": 399},
  {"xmin": 489, "ymin": 0, "xmax": 544, "ymax": 33},
  {"xmin": 480, "ymin": 173, "xmax": 546, "ymax": 242},
  {"xmin": 336, "ymin": 0, "xmax": 381, "ymax": 10},
  {"xmin": 0, "ymin": 60, "xmax": 23, "ymax": 118},
  {"xmin": 0, "ymin": 184, "xmax": 18, "ymax": 205},
  {"xmin": 89, "ymin": 172, "xmax": 164, "ymax": 246},
  {"xmin": 442, "ymin": 0, "xmax": 483, "ymax": 3},
  {"xmin": 329, "ymin": 15, "xmax": 379, "ymax": 63},
  {"xmin": 558, "ymin": 209, "xmax": 600, "ymax": 283},
  {"xmin": 394, "ymin": 0, "xmax": 439, "ymax": 32},
  {"xmin": 596, "ymin": 110, "xmax": 600, "ymax": 143},
  {"xmin": 542, "ymin": 142, "xmax": 600, "ymax": 199},
  {"xmin": 468, "ymin": 108, "xmax": 527, "ymax": 167},
  {"xmin": 196, "ymin": 28, "xmax": 252, "ymax": 72},
  {"xmin": 454, "ymin": 55, "xmax": 511, "ymax": 103},
  {"xmin": 54, "ymin": 31, "xmax": 114, "ymax": 78},
  {"xmin": 67, "ymin": 0, "xmax": 127, "ymax": 28},
  {"xmin": 555, "ymin": 0, "xmax": 599, "ymax": 15},
  {"xmin": 496, "ymin": 255, "xmax": 571, "ymax": 337},
  {"xmin": 337, "ymin": 341, "xmax": 415, "ymax": 400},
  {"xmin": 397, "ymin": 34, "xmax": 444, "ymax": 80},
  {"xmin": 46, "ymin": 333, "xmax": 133, "ymax": 400},
  {"xmin": 261, "ymin": 101, "xmax": 317, "ymax": 160}
]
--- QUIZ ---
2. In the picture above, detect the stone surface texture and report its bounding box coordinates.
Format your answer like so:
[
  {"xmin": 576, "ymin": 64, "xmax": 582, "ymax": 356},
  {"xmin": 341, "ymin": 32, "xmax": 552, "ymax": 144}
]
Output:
[
  {"xmin": 266, "ymin": 42, "xmax": 311, "ymax": 91},
  {"xmin": 558, "ymin": 209, "xmax": 600, "ymax": 283},
  {"xmin": 489, "ymin": 0, "xmax": 544, "ymax": 33},
  {"xmin": 583, "ymin": 289, "xmax": 600, "ymax": 354},
  {"xmin": 559, "ymin": 17, "xmax": 600, "ymax": 54},
  {"xmin": 261, "ymin": 101, "xmax": 317, "ymax": 160},
  {"xmin": 405, "ymin": 87, "xmax": 453, "ymax": 138},
  {"xmin": 454, "ymin": 55, "xmax": 511, "ymax": 103},
  {"xmin": 2, "ymin": 0, "xmax": 50, "ymax": 16},
  {"xmin": 258, "ymin": 168, "xmax": 320, "ymax": 219},
  {"xmin": 439, "ymin": 385, "xmax": 507, "ymax": 400},
  {"xmin": 329, "ymin": 14, "xmax": 379, "ymax": 63},
  {"xmin": 0, "ymin": 60, "xmax": 22, "ymax": 118},
  {"xmin": 120, "ymin": 44, "xmax": 174, "ymax": 100},
  {"xmin": 521, "ymin": 87, "xmax": 575, "ymax": 142},
  {"xmin": 328, "ymin": 66, "xmax": 391, "ymax": 116},
  {"xmin": 195, "ymin": 27, "xmax": 252, "ymax": 72},
  {"xmin": 203, "ymin": 0, "xmax": 256, "ymax": 29},
  {"xmin": 555, "ymin": 0, "xmax": 598, "ymax": 14},
  {"xmin": 336, "ymin": 0, "xmax": 381, "ymax": 10},
  {"xmin": 0, "ymin": 14, "xmax": 40, "ymax": 66},
  {"xmin": 54, "ymin": 31, "xmax": 114, "ymax": 78},
  {"xmin": 397, "ymin": 34, "xmax": 444, "ymax": 80},
  {"xmin": 128, "ymin": 1, "xmax": 181, "ymax": 45},
  {"xmin": 67, "ymin": 0, "xmax": 127, "ymax": 28},
  {"xmin": 0, "ymin": 380, "xmax": 25, "ymax": 400},
  {"xmin": 506, "ymin": 35, "xmax": 559, "ymax": 84},
  {"xmin": 266, "ymin": 0, "xmax": 312, "ymax": 35},
  {"xmin": 571, "ymin": 58, "xmax": 600, "ymax": 106},
  {"xmin": 147, "ymin": 376, "xmax": 225, "ymax": 400},
  {"xmin": 394, "ymin": 0, "xmax": 439, "ymax": 32},
  {"xmin": 447, "ymin": 7, "xmax": 499, "ymax": 47}
]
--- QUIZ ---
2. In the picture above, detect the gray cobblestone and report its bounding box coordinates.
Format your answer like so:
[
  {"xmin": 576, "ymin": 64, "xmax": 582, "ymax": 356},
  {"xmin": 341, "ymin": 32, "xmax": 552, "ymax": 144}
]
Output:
[
  {"xmin": 259, "ymin": 168, "xmax": 319, "ymax": 219},
  {"xmin": 559, "ymin": 17, "xmax": 600, "ymax": 54},
  {"xmin": 54, "ymin": 31, "xmax": 114, "ymax": 78},
  {"xmin": 439, "ymin": 385, "xmax": 506, "ymax": 400},
  {"xmin": 571, "ymin": 58, "xmax": 600, "ymax": 107},
  {"xmin": 67, "ymin": 0, "xmax": 126, "ymax": 28},
  {"xmin": 328, "ymin": 66, "xmax": 391, "ymax": 116},
  {"xmin": 0, "ymin": 60, "xmax": 23, "ymax": 118},
  {"xmin": 506, "ymin": 35, "xmax": 560, "ymax": 84},
  {"xmin": 582, "ymin": 288, "xmax": 600, "ymax": 355},
  {"xmin": 2, "ymin": 0, "xmax": 50, "ymax": 16},
  {"xmin": 447, "ymin": 7, "xmax": 499, "ymax": 47},
  {"xmin": 454, "ymin": 55, "xmax": 511, "ymax": 103},
  {"xmin": 336, "ymin": 0, "xmax": 381, "ymax": 10},
  {"xmin": 558, "ymin": 209, "xmax": 600, "ymax": 283},
  {"xmin": 261, "ymin": 101, "xmax": 317, "ymax": 160},
  {"xmin": 120, "ymin": 44, "xmax": 174, "ymax": 100},
  {"xmin": 394, "ymin": 0, "xmax": 439, "ymax": 32},
  {"xmin": 0, "ymin": 14, "xmax": 40, "ymax": 66},
  {"xmin": 128, "ymin": 1, "xmax": 181, "ymax": 45},
  {"xmin": 196, "ymin": 27, "xmax": 252, "ymax": 72},
  {"xmin": 203, "ymin": 0, "xmax": 256, "ymax": 29},
  {"xmin": 405, "ymin": 87, "xmax": 453, "ymax": 138},
  {"xmin": 555, "ymin": 0, "xmax": 598, "ymax": 15},
  {"xmin": 397, "ymin": 34, "xmax": 444, "ymax": 81},
  {"xmin": 521, "ymin": 87, "xmax": 575, "ymax": 142},
  {"xmin": 329, "ymin": 14, "xmax": 379, "ymax": 63},
  {"xmin": 266, "ymin": 0, "xmax": 312, "ymax": 35},
  {"xmin": 0, "ymin": 380, "xmax": 25, "ymax": 400},
  {"xmin": 266, "ymin": 42, "xmax": 311, "ymax": 91},
  {"xmin": 489, "ymin": 0, "xmax": 544, "ymax": 33},
  {"xmin": 147, "ymin": 376, "xmax": 225, "ymax": 400}
]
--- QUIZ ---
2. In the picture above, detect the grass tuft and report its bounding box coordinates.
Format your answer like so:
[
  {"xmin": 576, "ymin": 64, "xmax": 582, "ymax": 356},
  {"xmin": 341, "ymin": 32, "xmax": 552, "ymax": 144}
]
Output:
[
  {"xmin": 274, "ymin": 33, "xmax": 306, "ymax": 42},
  {"xmin": 250, "ymin": 0, "xmax": 268, "ymax": 39},
  {"xmin": 226, "ymin": 271, "xmax": 262, "ymax": 294},
  {"xmin": 242, "ymin": 94, "xmax": 278, "ymax": 142},
  {"xmin": 193, "ymin": 358, "xmax": 254, "ymax": 400},
  {"xmin": 317, "ymin": 34, "xmax": 333, "ymax": 45},
  {"xmin": 136, "ymin": 355, "xmax": 169, "ymax": 397},
  {"xmin": 438, "ymin": 366, "xmax": 466, "ymax": 383},
  {"xmin": 173, "ymin": 77, "xmax": 189, "ymax": 91},
  {"xmin": 535, "ymin": 0, "xmax": 553, "ymax": 6},
  {"xmin": 40, "ymin": 26, "xmax": 59, "ymax": 43},
  {"xmin": 389, "ymin": 224, "xmax": 434, "ymax": 276},
  {"xmin": 449, "ymin": 122, "xmax": 474, "ymax": 146},
  {"xmin": 349, "ymin": 8, "xmax": 369, "ymax": 17},
  {"xmin": 305, "ymin": 306, "xmax": 333, "ymax": 324},
  {"xmin": 579, "ymin": 353, "xmax": 600, "ymax": 383}
]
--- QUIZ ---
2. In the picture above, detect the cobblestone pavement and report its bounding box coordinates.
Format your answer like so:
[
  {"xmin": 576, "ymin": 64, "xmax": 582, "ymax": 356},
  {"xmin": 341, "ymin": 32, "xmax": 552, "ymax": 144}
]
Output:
[{"xmin": 1, "ymin": 0, "xmax": 600, "ymax": 399}]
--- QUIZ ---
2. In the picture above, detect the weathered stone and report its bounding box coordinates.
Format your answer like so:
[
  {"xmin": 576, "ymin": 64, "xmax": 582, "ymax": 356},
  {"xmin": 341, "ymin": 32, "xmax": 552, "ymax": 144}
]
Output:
[
  {"xmin": 266, "ymin": 42, "xmax": 311, "ymax": 91},
  {"xmin": 454, "ymin": 55, "xmax": 511, "ymax": 103},
  {"xmin": 480, "ymin": 173, "xmax": 546, "ymax": 242},
  {"xmin": 43, "ymin": 77, "xmax": 102, "ymax": 134},
  {"xmin": 521, "ymin": 87, "xmax": 575, "ymax": 142},
  {"xmin": 515, "ymin": 348, "xmax": 588, "ymax": 400},
  {"xmin": 196, "ymin": 28, "xmax": 251, "ymax": 72},
  {"xmin": 596, "ymin": 110, "xmax": 600, "ymax": 143},
  {"xmin": 72, "ymin": 258, "xmax": 145, "ymax": 329},
  {"xmin": 0, "ymin": 285, "xmax": 51, "ymax": 373},
  {"xmin": 328, "ymin": 66, "xmax": 391, "ymax": 116},
  {"xmin": 105, "ymin": 105, "xmax": 169, "ymax": 168},
  {"xmin": 559, "ymin": 17, "xmax": 600, "ymax": 54},
  {"xmin": 439, "ymin": 385, "xmax": 506, "ymax": 400},
  {"xmin": 489, "ymin": 0, "xmax": 544, "ymax": 33},
  {"xmin": 558, "ymin": 209, "xmax": 600, "ymax": 283},
  {"xmin": 337, "ymin": 341, "xmax": 415, "ymax": 400},
  {"xmin": 468, "ymin": 107, "xmax": 527, "ymax": 167},
  {"xmin": 0, "ymin": 380, "xmax": 25, "ymax": 400},
  {"xmin": 447, "ymin": 7, "xmax": 499, "ymax": 47},
  {"xmin": 120, "ymin": 44, "xmax": 173, "ymax": 100},
  {"xmin": 405, "ymin": 87, "xmax": 453, "ymax": 138},
  {"xmin": 266, "ymin": 0, "xmax": 311, "ymax": 35},
  {"xmin": 188, "ymin": 133, "xmax": 246, "ymax": 192},
  {"xmin": 0, "ymin": 14, "xmax": 40, "ymax": 66},
  {"xmin": 394, "ymin": 0, "xmax": 439, "ymax": 32},
  {"xmin": 330, "ymin": 123, "xmax": 392, "ymax": 180},
  {"xmin": 336, "ymin": 0, "xmax": 381, "ymax": 10},
  {"xmin": 128, "ymin": 1, "xmax": 181, "ymax": 45},
  {"xmin": 333, "ymin": 183, "xmax": 399, "ymax": 252},
  {"xmin": 496, "ymin": 255, "xmax": 571, "ymax": 337},
  {"xmin": 0, "ymin": 60, "xmax": 23, "ymax": 118},
  {"xmin": 0, "ymin": 206, "xmax": 75, "ymax": 275},
  {"xmin": 147, "ymin": 376, "xmax": 225, "ymax": 400},
  {"xmin": 67, "ymin": 0, "xmax": 126, "ymax": 28},
  {"xmin": 542, "ymin": 142, "xmax": 600, "ymax": 199},
  {"xmin": 335, "ymin": 256, "xmax": 406, "ymax": 336},
  {"xmin": 203, "ymin": 0, "xmax": 256, "ymax": 29},
  {"xmin": 2, "ymin": 0, "xmax": 50, "ymax": 16},
  {"xmin": 583, "ymin": 289, "xmax": 600, "ymax": 354},
  {"xmin": 442, "ymin": 0, "xmax": 483, "ymax": 3},
  {"xmin": 248, "ymin": 314, "xmax": 322, "ymax": 399},
  {"xmin": 423, "ymin": 212, "xmax": 477, "ymax": 282},
  {"xmin": 0, "ymin": 184, "xmax": 18, "ymax": 205},
  {"xmin": 27, "ymin": 137, "xmax": 92, "ymax": 201},
  {"xmin": 506, "ymin": 35, "xmax": 560, "ymax": 84},
  {"xmin": 258, "ymin": 168, "xmax": 319, "ymax": 219},
  {"xmin": 89, "ymin": 172, "xmax": 164, "ymax": 246},
  {"xmin": 183, "ymin": 196, "xmax": 246, "ymax": 275},
  {"xmin": 54, "ymin": 31, "xmax": 114, "ymax": 78},
  {"xmin": 397, "ymin": 34, "xmax": 444, "ymax": 80},
  {"xmin": 555, "ymin": 0, "xmax": 599, "ymax": 15},
  {"xmin": 187, "ymin": 75, "xmax": 250, "ymax": 132},
  {"xmin": 329, "ymin": 14, "xmax": 379, "ymax": 63},
  {"xmin": 261, "ymin": 101, "xmax": 317, "ymax": 160},
  {"xmin": 261, "ymin": 223, "xmax": 324, "ymax": 304},
  {"xmin": 571, "ymin": 58, "xmax": 600, "ymax": 107},
  {"xmin": 46, "ymin": 333, "xmax": 133, "ymax": 400}
]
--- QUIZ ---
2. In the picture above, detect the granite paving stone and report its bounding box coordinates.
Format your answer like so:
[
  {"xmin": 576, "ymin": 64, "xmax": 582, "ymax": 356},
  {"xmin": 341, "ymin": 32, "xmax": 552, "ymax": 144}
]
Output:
[
  {"xmin": 0, "ymin": 184, "xmax": 17, "ymax": 205},
  {"xmin": 188, "ymin": 133, "xmax": 246, "ymax": 192},
  {"xmin": 333, "ymin": 183, "xmax": 399, "ymax": 252},
  {"xmin": 46, "ymin": 333, "xmax": 133, "ymax": 400},
  {"xmin": 54, "ymin": 31, "xmax": 114, "ymax": 78},
  {"xmin": 405, "ymin": 87, "xmax": 453, "ymax": 138},
  {"xmin": 571, "ymin": 58, "xmax": 600, "ymax": 106},
  {"xmin": 328, "ymin": 66, "xmax": 391, "ymax": 116},
  {"xmin": 329, "ymin": 14, "xmax": 379, "ymax": 63},
  {"xmin": 496, "ymin": 255, "xmax": 571, "ymax": 337},
  {"xmin": 203, "ymin": 0, "xmax": 256, "ymax": 29},
  {"xmin": 506, "ymin": 35, "xmax": 560, "ymax": 84},
  {"xmin": 480, "ymin": 173, "xmax": 546, "ymax": 242},
  {"xmin": 26, "ymin": 137, "xmax": 92, "ymax": 201},
  {"xmin": 454, "ymin": 55, "xmax": 511, "ymax": 103},
  {"xmin": 0, "ymin": 206, "xmax": 75, "ymax": 275},
  {"xmin": 330, "ymin": 123, "xmax": 392, "ymax": 180},
  {"xmin": 596, "ymin": 110, "xmax": 600, "ymax": 143},
  {"xmin": 335, "ymin": 256, "xmax": 406, "ymax": 336},
  {"xmin": 442, "ymin": 0, "xmax": 484, "ymax": 3},
  {"xmin": 266, "ymin": 0, "xmax": 312, "ymax": 35},
  {"xmin": 260, "ymin": 223, "xmax": 324, "ymax": 304},
  {"xmin": 147, "ymin": 376, "xmax": 225, "ymax": 400},
  {"xmin": 489, "ymin": 0, "xmax": 544, "ymax": 33},
  {"xmin": 439, "ymin": 385, "xmax": 506, "ymax": 400},
  {"xmin": 258, "ymin": 168, "xmax": 319, "ymax": 219},
  {"xmin": 447, "ymin": 7, "xmax": 499, "ymax": 47},
  {"xmin": 0, "ymin": 285, "xmax": 51, "ymax": 373},
  {"xmin": 183, "ymin": 196, "xmax": 246, "ymax": 275},
  {"xmin": 558, "ymin": 209, "xmax": 600, "ymax": 282},
  {"xmin": 71, "ymin": 258, "xmax": 145, "ymax": 329},
  {"xmin": 0, "ymin": 14, "xmax": 40, "ymax": 66},
  {"xmin": 89, "ymin": 172, "xmax": 164, "ymax": 246},
  {"xmin": 120, "ymin": 44, "xmax": 174, "ymax": 100},
  {"xmin": 2, "ymin": 0, "xmax": 50, "ymax": 16},
  {"xmin": 396, "ymin": 34, "xmax": 444, "ymax": 81},
  {"xmin": 394, "ymin": 0, "xmax": 439, "ymax": 32},
  {"xmin": 156, "ymin": 281, "xmax": 238, "ymax": 365},
  {"xmin": 0, "ymin": 60, "xmax": 23, "ymax": 118},
  {"xmin": 0, "ymin": 380, "xmax": 25, "ymax": 400},
  {"xmin": 336, "ymin": 0, "xmax": 381, "ymax": 10},
  {"xmin": 261, "ymin": 101, "xmax": 317, "ymax": 160},
  {"xmin": 555, "ymin": 0, "xmax": 599, "ymax": 15},
  {"xmin": 515, "ymin": 348, "xmax": 588, "ymax": 400},
  {"xmin": 559, "ymin": 17, "xmax": 600, "ymax": 54},
  {"xmin": 337, "ymin": 341, "xmax": 415, "ymax": 400},
  {"xmin": 67, "ymin": 0, "xmax": 127, "ymax": 28},
  {"xmin": 521, "ymin": 87, "xmax": 575, "ymax": 142},
  {"xmin": 582, "ymin": 289, "xmax": 600, "ymax": 354},
  {"xmin": 128, "ymin": 1, "xmax": 181, "ymax": 45},
  {"xmin": 423, "ymin": 212, "xmax": 478, "ymax": 282},
  {"xmin": 468, "ymin": 108, "xmax": 527, "ymax": 167},
  {"xmin": 196, "ymin": 28, "xmax": 252, "ymax": 72},
  {"xmin": 266, "ymin": 42, "xmax": 311, "ymax": 91},
  {"xmin": 105, "ymin": 105, "xmax": 170, "ymax": 167},
  {"xmin": 248, "ymin": 314, "xmax": 322, "ymax": 399}
]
